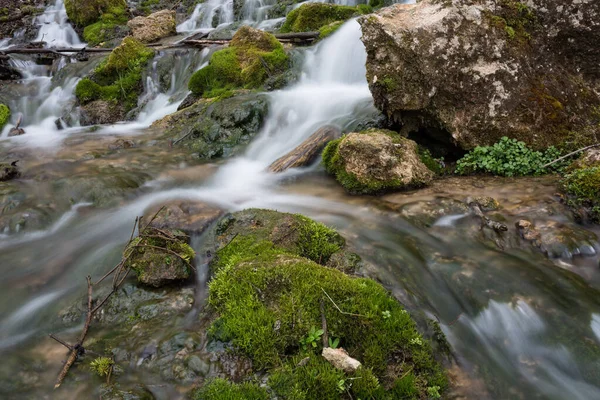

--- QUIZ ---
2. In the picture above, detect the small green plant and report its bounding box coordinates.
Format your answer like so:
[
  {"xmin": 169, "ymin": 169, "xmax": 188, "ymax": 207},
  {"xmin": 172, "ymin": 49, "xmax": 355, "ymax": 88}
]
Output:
[
  {"xmin": 410, "ymin": 337, "xmax": 423, "ymax": 346},
  {"xmin": 328, "ymin": 337, "xmax": 340, "ymax": 349},
  {"xmin": 455, "ymin": 136, "xmax": 563, "ymax": 176},
  {"xmin": 427, "ymin": 385, "xmax": 442, "ymax": 399},
  {"xmin": 382, "ymin": 310, "xmax": 391, "ymax": 320},
  {"xmin": 336, "ymin": 378, "xmax": 346, "ymax": 393},
  {"xmin": 90, "ymin": 357, "xmax": 114, "ymax": 378},
  {"xmin": 301, "ymin": 326, "xmax": 324, "ymax": 350}
]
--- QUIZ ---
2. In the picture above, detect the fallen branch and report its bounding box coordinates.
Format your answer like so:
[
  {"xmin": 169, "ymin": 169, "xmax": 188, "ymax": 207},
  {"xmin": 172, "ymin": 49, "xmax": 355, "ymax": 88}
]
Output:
[{"xmin": 541, "ymin": 143, "xmax": 600, "ymax": 169}]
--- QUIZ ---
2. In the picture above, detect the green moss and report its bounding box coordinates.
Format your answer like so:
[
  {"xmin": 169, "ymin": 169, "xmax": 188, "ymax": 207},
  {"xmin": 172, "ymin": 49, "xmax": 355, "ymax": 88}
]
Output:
[
  {"xmin": 486, "ymin": 1, "xmax": 535, "ymax": 43},
  {"xmin": 561, "ymin": 166, "xmax": 600, "ymax": 223},
  {"xmin": 188, "ymin": 27, "xmax": 289, "ymax": 97},
  {"xmin": 322, "ymin": 130, "xmax": 413, "ymax": 194},
  {"xmin": 418, "ymin": 147, "xmax": 443, "ymax": 175},
  {"xmin": 64, "ymin": 0, "xmax": 127, "ymax": 27},
  {"xmin": 75, "ymin": 37, "xmax": 154, "ymax": 111},
  {"xmin": 318, "ymin": 21, "xmax": 344, "ymax": 39},
  {"xmin": 192, "ymin": 378, "xmax": 268, "ymax": 400},
  {"xmin": 0, "ymin": 104, "xmax": 10, "ymax": 130},
  {"xmin": 206, "ymin": 211, "xmax": 447, "ymax": 397},
  {"xmin": 90, "ymin": 357, "xmax": 114, "ymax": 378},
  {"xmin": 82, "ymin": 8, "xmax": 127, "ymax": 46},
  {"xmin": 295, "ymin": 215, "xmax": 344, "ymax": 264},
  {"xmin": 280, "ymin": 3, "xmax": 362, "ymax": 33}
]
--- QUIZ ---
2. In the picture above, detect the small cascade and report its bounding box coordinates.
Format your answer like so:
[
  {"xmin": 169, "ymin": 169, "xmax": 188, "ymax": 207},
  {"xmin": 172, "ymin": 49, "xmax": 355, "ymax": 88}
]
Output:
[
  {"xmin": 177, "ymin": 0, "xmax": 235, "ymax": 33},
  {"xmin": 33, "ymin": 0, "xmax": 83, "ymax": 48}
]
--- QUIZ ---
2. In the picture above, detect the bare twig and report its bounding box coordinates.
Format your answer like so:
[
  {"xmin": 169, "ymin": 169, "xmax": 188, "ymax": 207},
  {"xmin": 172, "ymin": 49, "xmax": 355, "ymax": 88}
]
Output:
[
  {"xmin": 321, "ymin": 288, "xmax": 369, "ymax": 318},
  {"xmin": 542, "ymin": 143, "xmax": 600, "ymax": 169},
  {"xmin": 320, "ymin": 298, "xmax": 328, "ymax": 347},
  {"xmin": 49, "ymin": 334, "xmax": 73, "ymax": 350}
]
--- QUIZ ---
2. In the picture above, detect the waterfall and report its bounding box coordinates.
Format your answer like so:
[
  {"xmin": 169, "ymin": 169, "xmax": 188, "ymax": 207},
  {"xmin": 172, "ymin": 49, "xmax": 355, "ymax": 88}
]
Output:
[
  {"xmin": 177, "ymin": 0, "xmax": 235, "ymax": 32},
  {"xmin": 34, "ymin": 0, "xmax": 83, "ymax": 48}
]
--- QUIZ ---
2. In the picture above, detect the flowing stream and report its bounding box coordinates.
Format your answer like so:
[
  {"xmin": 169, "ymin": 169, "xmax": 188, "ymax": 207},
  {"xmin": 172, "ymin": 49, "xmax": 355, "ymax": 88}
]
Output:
[{"xmin": 1, "ymin": 1, "xmax": 600, "ymax": 399}]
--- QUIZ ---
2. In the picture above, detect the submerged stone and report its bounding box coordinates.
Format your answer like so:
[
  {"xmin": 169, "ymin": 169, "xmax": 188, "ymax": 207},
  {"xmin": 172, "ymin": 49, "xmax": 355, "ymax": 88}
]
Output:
[{"xmin": 144, "ymin": 200, "xmax": 223, "ymax": 236}]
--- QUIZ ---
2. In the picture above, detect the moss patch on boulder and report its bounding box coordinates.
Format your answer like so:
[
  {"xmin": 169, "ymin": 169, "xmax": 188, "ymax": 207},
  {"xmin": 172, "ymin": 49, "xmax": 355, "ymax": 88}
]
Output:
[
  {"xmin": 198, "ymin": 209, "xmax": 446, "ymax": 399},
  {"xmin": 65, "ymin": 0, "xmax": 126, "ymax": 27},
  {"xmin": 74, "ymin": 37, "xmax": 154, "ymax": 121},
  {"xmin": 0, "ymin": 103, "xmax": 9, "ymax": 129},
  {"xmin": 280, "ymin": 3, "xmax": 368, "ymax": 33},
  {"xmin": 125, "ymin": 227, "xmax": 195, "ymax": 287},
  {"xmin": 82, "ymin": 7, "xmax": 128, "ymax": 46},
  {"xmin": 322, "ymin": 129, "xmax": 435, "ymax": 194},
  {"xmin": 188, "ymin": 26, "xmax": 289, "ymax": 98},
  {"xmin": 561, "ymin": 165, "xmax": 600, "ymax": 223}
]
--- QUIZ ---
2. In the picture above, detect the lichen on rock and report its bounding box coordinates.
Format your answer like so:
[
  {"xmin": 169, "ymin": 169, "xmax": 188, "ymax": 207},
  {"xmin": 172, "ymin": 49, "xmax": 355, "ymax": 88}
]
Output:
[
  {"xmin": 323, "ymin": 129, "xmax": 435, "ymax": 194},
  {"xmin": 359, "ymin": 0, "xmax": 600, "ymax": 151},
  {"xmin": 127, "ymin": 9, "xmax": 176, "ymax": 43}
]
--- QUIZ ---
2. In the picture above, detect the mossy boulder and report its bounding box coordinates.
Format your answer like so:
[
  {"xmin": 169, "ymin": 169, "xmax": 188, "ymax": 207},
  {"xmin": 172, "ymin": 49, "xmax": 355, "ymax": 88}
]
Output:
[
  {"xmin": 561, "ymin": 165, "xmax": 600, "ymax": 223},
  {"xmin": 188, "ymin": 26, "xmax": 289, "ymax": 98},
  {"xmin": 359, "ymin": 0, "xmax": 600, "ymax": 150},
  {"xmin": 64, "ymin": 0, "xmax": 127, "ymax": 27},
  {"xmin": 197, "ymin": 209, "xmax": 446, "ymax": 399},
  {"xmin": 323, "ymin": 129, "xmax": 435, "ymax": 194},
  {"xmin": 280, "ymin": 3, "xmax": 366, "ymax": 33},
  {"xmin": 125, "ymin": 227, "xmax": 195, "ymax": 287},
  {"xmin": 153, "ymin": 91, "xmax": 269, "ymax": 160},
  {"xmin": 0, "ymin": 103, "xmax": 9, "ymax": 129},
  {"xmin": 127, "ymin": 9, "xmax": 176, "ymax": 43},
  {"xmin": 82, "ymin": 7, "xmax": 129, "ymax": 47},
  {"xmin": 75, "ymin": 37, "xmax": 155, "ymax": 124}
]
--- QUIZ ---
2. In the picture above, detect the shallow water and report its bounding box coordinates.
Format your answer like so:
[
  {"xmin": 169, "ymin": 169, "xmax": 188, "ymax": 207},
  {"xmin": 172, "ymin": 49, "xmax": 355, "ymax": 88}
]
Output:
[{"xmin": 1, "ymin": 2, "xmax": 600, "ymax": 399}]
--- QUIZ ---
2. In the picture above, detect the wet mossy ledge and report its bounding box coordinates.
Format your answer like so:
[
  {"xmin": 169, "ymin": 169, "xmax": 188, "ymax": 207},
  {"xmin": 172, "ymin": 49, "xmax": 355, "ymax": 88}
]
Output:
[
  {"xmin": 561, "ymin": 163, "xmax": 600, "ymax": 224},
  {"xmin": 323, "ymin": 129, "xmax": 435, "ymax": 195},
  {"xmin": 0, "ymin": 103, "xmax": 9, "ymax": 130},
  {"xmin": 188, "ymin": 26, "xmax": 289, "ymax": 98},
  {"xmin": 74, "ymin": 37, "xmax": 154, "ymax": 120},
  {"xmin": 280, "ymin": 3, "xmax": 371, "ymax": 35},
  {"xmin": 192, "ymin": 209, "xmax": 447, "ymax": 399},
  {"xmin": 82, "ymin": 6, "xmax": 128, "ymax": 46},
  {"xmin": 65, "ymin": 0, "xmax": 127, "ymax": 27}
]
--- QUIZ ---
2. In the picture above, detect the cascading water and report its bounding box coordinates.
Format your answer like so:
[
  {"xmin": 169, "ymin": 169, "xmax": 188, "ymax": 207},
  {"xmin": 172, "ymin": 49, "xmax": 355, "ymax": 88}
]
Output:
[
  {"xmin": 34, "ymin": 0, "xmax": 83, "ymax": 48},
  {"xmin": 177, "ymin": 0, "xmax": 235, "ymax": 32}
]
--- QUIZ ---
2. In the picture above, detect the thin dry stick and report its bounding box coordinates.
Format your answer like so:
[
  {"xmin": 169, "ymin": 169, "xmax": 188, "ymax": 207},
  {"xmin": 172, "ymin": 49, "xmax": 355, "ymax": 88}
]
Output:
[
  {"xmin": 320, "ymin": 298, "xmax": 329, "ymax": 348},
  {"xmin": 54, "ymin": 276, "xmax": 93, "ymax": 389},
  {"xmin": 542, "ymin": 143, "xmax": 600, "ymax": 168},
  {"xmin": 321, "ymin": 288, "xmax": 369, "ymax": 318}
]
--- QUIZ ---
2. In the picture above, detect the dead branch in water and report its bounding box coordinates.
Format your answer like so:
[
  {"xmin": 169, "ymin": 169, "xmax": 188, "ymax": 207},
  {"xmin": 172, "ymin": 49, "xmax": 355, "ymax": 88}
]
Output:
[{"xmin": 50, "ymin": 207, "xmax": 189, "ymax": 388}]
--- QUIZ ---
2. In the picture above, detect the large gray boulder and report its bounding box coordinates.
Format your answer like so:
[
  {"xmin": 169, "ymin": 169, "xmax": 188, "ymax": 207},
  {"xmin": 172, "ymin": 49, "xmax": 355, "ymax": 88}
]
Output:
[{"xmin": 359, "ymin": 0, "xmax": 600, "ymax": 150}]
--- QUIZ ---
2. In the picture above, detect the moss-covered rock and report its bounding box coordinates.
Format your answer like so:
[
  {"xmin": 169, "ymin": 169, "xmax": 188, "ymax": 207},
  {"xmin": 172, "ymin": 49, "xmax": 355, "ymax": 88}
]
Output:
[
  {"xmin": 0, "ymin": 103, "xmax": 9, "ymax": 129},
  {"xmin": 65, "ymin": 0, "xmax": 127, "ymax": 27},
  {"xmin": 323, "ymin": 129, "xmax": 435, "ymax": 194},
  {"xmin": 198, "ymin": 209, "xmax": 446, "ymax": 399},
  {"xmin": 127, "ymin": 9, "xmax": 176, "ymax": 43},
  {"xmin": 82, "ymin": 7, "xmax": 129, "ymax": 46},
  {"xmin": 75, "ymin": 37, "xmax": 155, "ymax": 124},
  {"xmin": 125, "ymin": 227, "xmax": 195, "ymax": 287},
  {"xmin": 561, "ymin": 165, "xmax": 600, "ymax": 223},
  {"xmin": 359, "ymin": 0, "xmax": 600, "ymax": 151},
  {"xmin": 153, "ymin": 91, "xmax": 269, "ymax": 160},
  {"xmin": 280, "ymin": 3, "xmax": 366, "ymax": 33},
  {"xmin": 188, "ymin": 26, "xmax": 289, "ymax": 97}
]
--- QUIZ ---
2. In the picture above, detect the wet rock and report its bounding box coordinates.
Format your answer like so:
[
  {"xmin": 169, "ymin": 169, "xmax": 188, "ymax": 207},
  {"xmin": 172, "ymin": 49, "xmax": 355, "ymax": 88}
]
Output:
[
  {"xmin": 516, "ymin": 219, "xmax": 541, "ymax": 246},
  {"xmin": 392, "ymin": 198, "xmax": 469, "ymax": 228},
  {"xmin": 177, "ymin": 92, "xmax": 200, "ymax": 111},
  {"xmin": 125, "ymin": 227, "xmax": 195, "ymax": 287},
  {"xmin": 7, "ymin": 127, "xmax": 25, "ymax": 137},
  {"xmin": 153, "ymin": 92, "xmax": 269, "ymax": 160},
  {"xmin": 0, "ymin": 161, "xmax": 20, "ymax": 181},
  {"xmin": 322, "ymin": 347, "xmax": 362, "ymax": 373},
  {"xmin": 128, "ymin": 9, "xmax": 176, "ymax": 43},
  {"xmin": 359, "ymin": 0, "xmax": 600, "ymax": 150},
  {"xmin": 0, "ymin": 55, "xmax": 22, "ymax": 80},
  {"xmin": 144, "ymin": 200, "xmax": 223, "ymax": 236},
  {"xmin": 79, "ymin": 100, "xmax": 125, "ymax": 126},
  {"xmin": 108, "ymin": 138, "xmax": 135, "ymax": 150},
  {"xmin": 517, "ymin": 219, "xmax": 598, "ymax": 259},
  {"xmin": 323, "ymin": 129, "xmax": 434, "ymax": 194},
  {"xmin": 98, "ymin": 384, "xmax": 155, "ymax": 400},
  {"xmin": 268, "ymin": 125, "xmax": 340, "ymax": 173}
]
